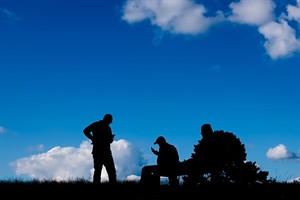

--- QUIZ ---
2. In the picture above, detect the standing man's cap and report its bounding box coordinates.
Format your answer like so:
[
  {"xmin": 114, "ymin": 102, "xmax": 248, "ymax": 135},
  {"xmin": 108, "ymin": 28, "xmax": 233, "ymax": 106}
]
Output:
[{"xmin": 154, "ymin": 136, "xmax": 166, "ymax": 144}]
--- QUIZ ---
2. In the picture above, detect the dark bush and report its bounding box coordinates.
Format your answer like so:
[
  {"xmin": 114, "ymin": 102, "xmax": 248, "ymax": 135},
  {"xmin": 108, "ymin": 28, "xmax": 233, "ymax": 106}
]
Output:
[{"xmin": 182, "ymin": 130, "xmax": 270, "ymax": 185}]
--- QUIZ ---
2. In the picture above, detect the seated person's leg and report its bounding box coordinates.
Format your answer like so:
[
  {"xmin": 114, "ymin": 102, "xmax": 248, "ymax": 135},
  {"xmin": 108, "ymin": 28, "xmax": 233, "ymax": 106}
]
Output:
[
  {"xmin": 140, "ymin": 165, "xmax": 160, "ymax": 185},
  {"xmin": 168, "ymin": 175, "xmax": 179, "ymax": 186}
]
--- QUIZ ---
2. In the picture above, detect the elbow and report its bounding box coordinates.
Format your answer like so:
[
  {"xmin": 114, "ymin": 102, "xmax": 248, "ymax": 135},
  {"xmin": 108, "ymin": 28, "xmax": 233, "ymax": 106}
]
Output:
[{"xmin": 83, "ymin": 128, "xmax": 88, "ymax": 134}]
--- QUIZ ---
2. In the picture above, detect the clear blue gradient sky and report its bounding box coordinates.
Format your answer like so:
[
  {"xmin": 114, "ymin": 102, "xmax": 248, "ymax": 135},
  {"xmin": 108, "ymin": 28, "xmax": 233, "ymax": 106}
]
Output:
[{"xmin": 0, "ymin": 0, "xmax": 299, "ymax": 183}]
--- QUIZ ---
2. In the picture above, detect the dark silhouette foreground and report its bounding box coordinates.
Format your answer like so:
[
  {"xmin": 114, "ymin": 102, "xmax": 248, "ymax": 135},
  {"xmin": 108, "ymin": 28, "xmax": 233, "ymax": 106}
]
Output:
[
  {"xmin": 140, "ymin": 124, "xmax": 270, "ymax": 187},
  {"xmin": 1, "ymin": 180, "xmax": 299, "ymax": 200},
  {"xmin": 83, "ymin": 113, "xmax": 116, "ymax": 184},
  {"xmin": 140, "ymin": 136, "xmax": 180, "ymax": 187},
  {"xmin": 182, "ymin": 124, "xmax": 269, "ymax": 185}
]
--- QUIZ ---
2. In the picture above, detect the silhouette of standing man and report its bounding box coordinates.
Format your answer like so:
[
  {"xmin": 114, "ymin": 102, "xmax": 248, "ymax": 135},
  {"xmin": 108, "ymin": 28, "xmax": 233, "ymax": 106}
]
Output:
[{"xmin": 83, "ymin": 113, "xmax": 116, "ymax": 184}]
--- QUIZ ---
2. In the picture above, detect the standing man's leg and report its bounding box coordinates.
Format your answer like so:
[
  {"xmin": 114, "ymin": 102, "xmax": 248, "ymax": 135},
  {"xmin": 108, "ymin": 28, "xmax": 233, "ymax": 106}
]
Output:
[
  {"xmin": 93, "ymin": 153, "xmax": 103, "ymax": 184},
  {"xmin": 104, "ymin": 153, "xmax": 117, "ymax": 184}
]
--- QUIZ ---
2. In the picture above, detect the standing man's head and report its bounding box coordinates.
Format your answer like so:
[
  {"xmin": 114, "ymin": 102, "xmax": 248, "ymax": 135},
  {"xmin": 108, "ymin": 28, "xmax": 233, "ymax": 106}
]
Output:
[{"xmin": 103, "ymin": 113, "xmax": 113, "ymax": 125}]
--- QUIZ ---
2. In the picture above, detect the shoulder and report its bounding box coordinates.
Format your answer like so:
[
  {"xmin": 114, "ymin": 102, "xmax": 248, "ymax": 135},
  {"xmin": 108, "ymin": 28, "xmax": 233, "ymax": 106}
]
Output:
[
  {"xmin": 168, "ymin": 143, "xmax": 176, "ymax": 148},
  {"xmin": 91, "ymin": 121, "xmax": 100, "ymax": 126},
  {"xmin": 87, "ymin": 121, "xmax": 101, "ymax": 128},
  {"xmin": 167, "ymin": 143, "xmax": 177, "ymax": 151}
]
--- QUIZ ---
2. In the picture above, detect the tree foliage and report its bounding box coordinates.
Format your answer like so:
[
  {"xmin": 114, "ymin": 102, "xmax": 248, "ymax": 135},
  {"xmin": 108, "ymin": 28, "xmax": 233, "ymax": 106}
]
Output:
[{"xmin": 182, "ymin": 130, "xmax": 270, "ymax": 185}]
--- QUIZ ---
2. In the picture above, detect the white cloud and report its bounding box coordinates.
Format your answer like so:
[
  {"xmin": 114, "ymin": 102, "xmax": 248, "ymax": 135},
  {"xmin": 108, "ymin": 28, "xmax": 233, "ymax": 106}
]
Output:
[
  {"xmin": 286, "ymin": 0, "xmax": 300, "ymax": 24},
  {"xmin": 121, "ymin": 0, "xmax": 224, "ymax": 35},
  {"xmin": 112, "ymin": 139, "xmax": 146, "ymax": 181},
  {"xmin": 121, "ymin": 0, "xmax": 150, "ymax": 23},
  {"xmin": 266, "ymin": 144, "xmax": 290, "ymax": 159},
  {"xmin": 121, "ymin": 0, "xmax": 300, "ymax": 60},
  {"xmin": 258, "ymin": 19, "xmax": 300, "ymax": 60},
  {"xmin": 287, "ymin": 176, "xmax": 300, "ymax": 183},
  {"xmin": 228, "ymin": 0, "xmax": 275, "ymax": 26},
  {"xmin": 10, "ymin": 139, "xmax": 147, "ymax": 182},
  {"xmin": 266, "ymin": 144, "xmax": 299, "ymax": 160}
]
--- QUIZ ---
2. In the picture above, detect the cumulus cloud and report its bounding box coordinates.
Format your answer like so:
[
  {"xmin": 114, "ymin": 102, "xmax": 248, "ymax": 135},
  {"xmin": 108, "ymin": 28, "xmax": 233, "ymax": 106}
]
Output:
[
  {"xmin": 286, "ymin": 0, "xmax": 300, "ymax": 24},
  {"xmin": 121, "ymin": 0, "xmax": 300, "ymax": 60},
  {"xmin": 228, "ymin": 0, "xmax": 275, "ymax": 26},
  {"xmin": 121, "ymin": 0, "xmax": 224, "ymax": 35},
  {"xmin": 266, "ymin": 144, "xmax": 300, "ymax": 160},
  {"xmin": 258, "ymin": 19, "xmax": 300, "ymax": 60},
  {"xmin": 10, "ymin": 139, "xmax": 147, "ymax": 182}
]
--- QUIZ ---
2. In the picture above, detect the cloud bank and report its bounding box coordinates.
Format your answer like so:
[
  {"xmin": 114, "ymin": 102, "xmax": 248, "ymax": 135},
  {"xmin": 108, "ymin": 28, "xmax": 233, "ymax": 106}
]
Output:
[
  {"xmin": 121, "ymin": 0, "xmax": 300, "ymax": 60},
  {"xmin": 10, "ymin": 139, "xmax": 147, "ymax": 182},
  {"xmin": 121, "ymin": 0, "xmax": 224, "ymax": 35}
]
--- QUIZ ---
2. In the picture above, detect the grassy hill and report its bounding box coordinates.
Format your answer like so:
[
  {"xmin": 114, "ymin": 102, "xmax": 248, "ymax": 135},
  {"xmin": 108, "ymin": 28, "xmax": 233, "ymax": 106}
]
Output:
[{"xmin": 1, "ymin": 179, "xmax": 299, "ymax": 199}]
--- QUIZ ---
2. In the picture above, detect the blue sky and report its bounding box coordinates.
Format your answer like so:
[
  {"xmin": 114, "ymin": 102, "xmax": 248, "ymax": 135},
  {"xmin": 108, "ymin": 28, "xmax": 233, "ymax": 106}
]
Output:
[{"xmin": 0, "ymin": 0, "xmax": 299, "ymax": 183}]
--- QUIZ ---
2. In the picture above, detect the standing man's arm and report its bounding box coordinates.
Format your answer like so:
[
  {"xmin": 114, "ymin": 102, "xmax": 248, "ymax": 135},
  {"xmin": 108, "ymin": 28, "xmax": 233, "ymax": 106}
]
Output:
[
  {"xmin": 83, "ymin": 123, "xmax": 94, "ymax": 142},
  {"xmin": 107, "ymin": 126, "xmax": 115, "ymax": 143}
]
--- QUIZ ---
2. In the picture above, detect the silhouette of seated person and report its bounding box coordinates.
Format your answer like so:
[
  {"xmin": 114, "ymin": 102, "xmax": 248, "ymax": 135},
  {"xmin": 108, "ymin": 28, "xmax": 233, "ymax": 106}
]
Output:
[
  {"xmin": 182, "ymin": 123, "xmax": 253, "ymax": 185},
  {"xmin": 140, "ymin": 136, "xmax": 180, "ymax": 187},
  {"xmin": 177, "ymin": 124, "xmax": 214, "ymax": 179},
  {"xmin": 191, "ymin": 123, "xmax": 216, "ymax": 181}
]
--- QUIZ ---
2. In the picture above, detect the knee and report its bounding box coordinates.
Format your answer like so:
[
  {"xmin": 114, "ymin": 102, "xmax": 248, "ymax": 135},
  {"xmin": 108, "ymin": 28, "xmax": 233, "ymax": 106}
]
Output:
[
  {"xmin": 141, "ymin": 166, "xmax": 147, "ymax": 173},
  {"xmin": 141, "ymin": 166, "xmax": 152, "ymax": 174}
]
